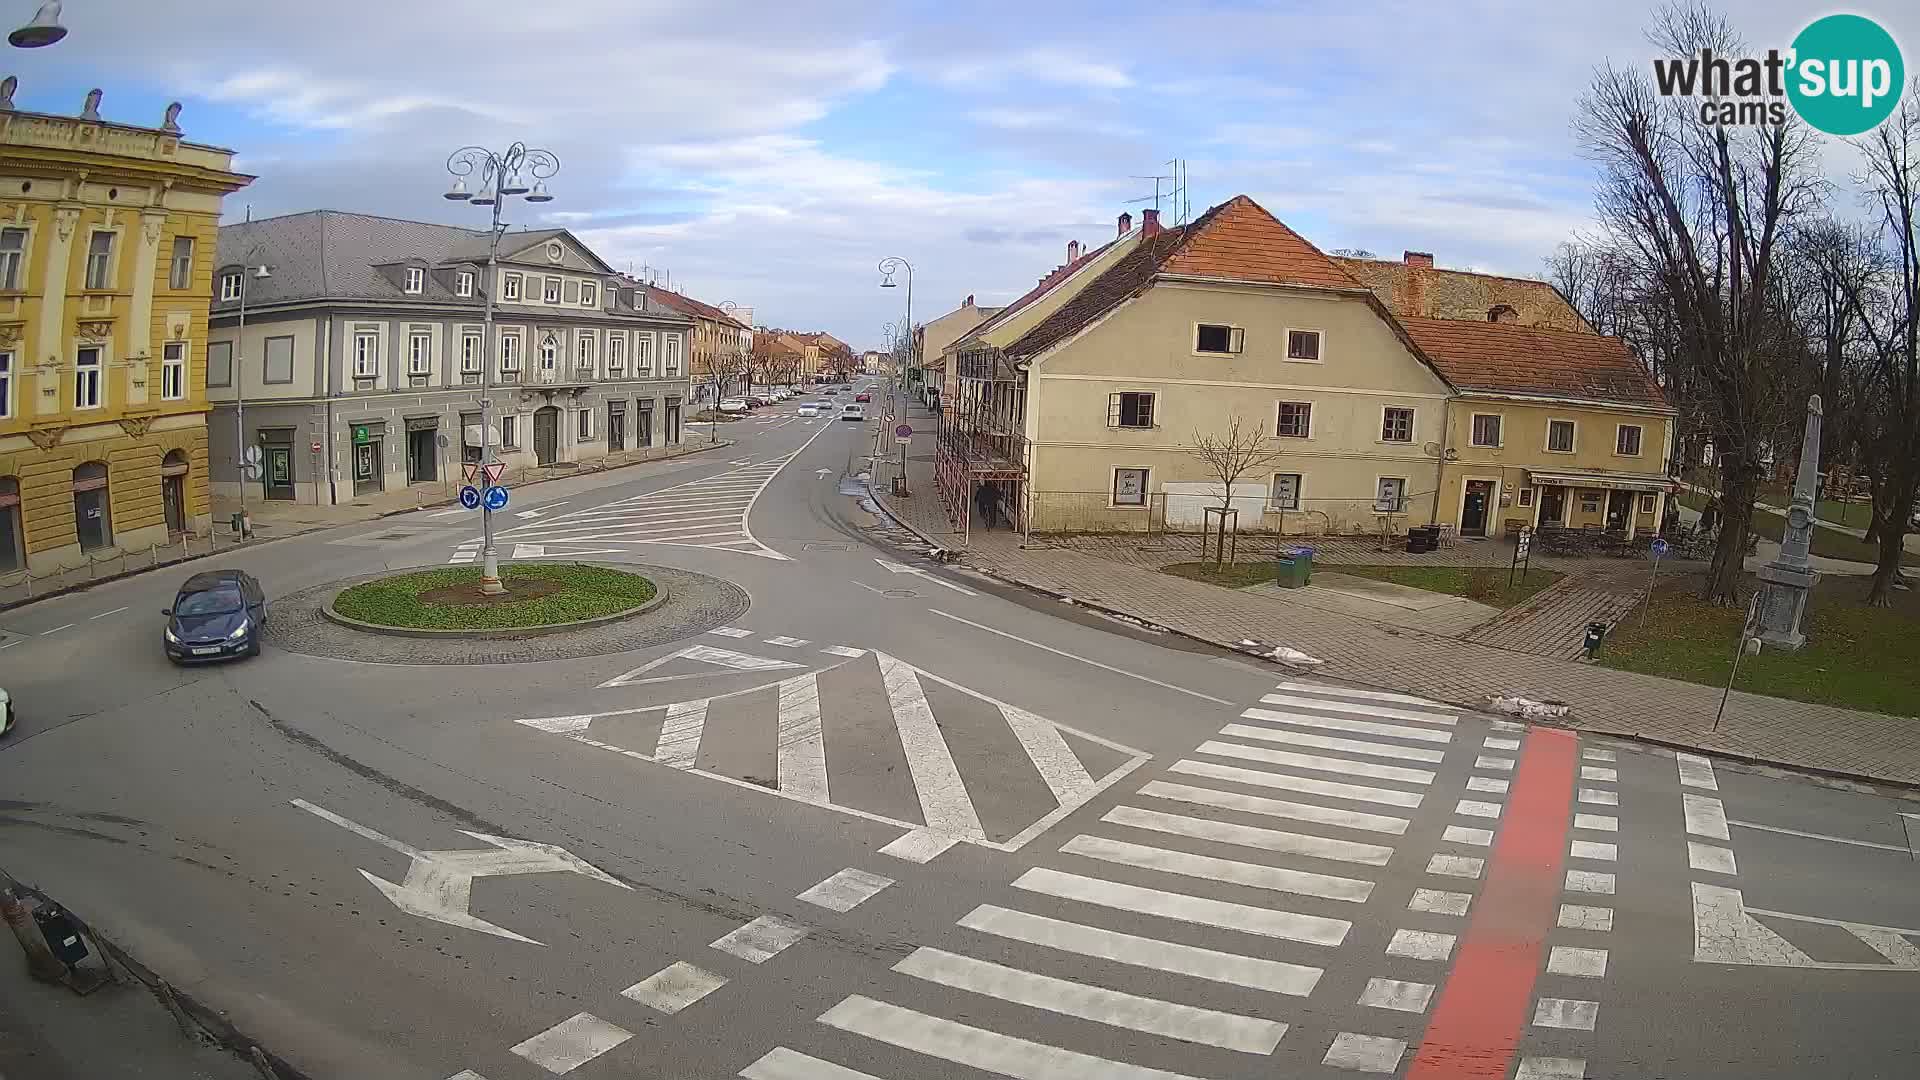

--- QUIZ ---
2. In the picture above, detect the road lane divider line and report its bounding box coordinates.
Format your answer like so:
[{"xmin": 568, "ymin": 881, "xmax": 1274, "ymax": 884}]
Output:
[
  {"xmin": 927, "ymin": 610, "xmax": 1234, "ymax": 706},
  {"xmin": 90, "ymin": 606, "xmax": 128, "ymax": 619},
  {"xmin": 1724, "ymin": 818, "xmax": 1910, "ymax": 853}
]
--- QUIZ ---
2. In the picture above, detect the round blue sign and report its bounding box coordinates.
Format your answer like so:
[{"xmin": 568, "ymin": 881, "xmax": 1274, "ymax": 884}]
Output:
[
  {"xmin": 458, "ymin": 485, "xmax": 482, "ymax": 510},
  {"xmin": 1651, "ymin": 538, "xmax": 1669, "ymax": 557},
  {"xmin": 484, "ymin": 485, "xmax": 510, "ymax": 511}
]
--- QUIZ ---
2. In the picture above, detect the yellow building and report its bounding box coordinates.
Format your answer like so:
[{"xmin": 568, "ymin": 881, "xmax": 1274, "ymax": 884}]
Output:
[{"xmin": 0, "ymin": 82, "xmax": 253, "ymax": 573}]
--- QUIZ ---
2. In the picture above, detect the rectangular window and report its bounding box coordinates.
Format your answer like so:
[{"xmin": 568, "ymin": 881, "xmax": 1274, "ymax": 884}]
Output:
[
  {"xmin": 161, "ymin": 342, "xmax": 187, "ymax": 400},
  {"xmin": 1639, "ymin": 493, "xmax": 1656, "ymax": 513},
  {"xmin": 578, "ymin": 408, "xmax": 593, "ymax": 440},
  {"xmin": 1271, "ymin": 473, "xmax": 1301, "ymax": 511},
  {"xmin": 1616, "ymin": 424, "xmax": 1643, "ymax": 456},
  {"xmin": 1287, "ymin": 329, "xmax": 1322, "ymax": 361},
  {"xmin": 1195, "ymin": 323, "xmax": 1242, "ymax": 354},
  {"xmin": 635, "ymin": 334, "xmax": 654, "ymax": 376},
  {"xmin": 581, "ymin": 282, "xmax": 598, "ymax": 307},
  {"xmin": 408, "ymin": 331, "xmax": 431, "ymax": 375},
  {"xmin": 607, "ymin": 333, "xmax": 626, "ymax": 375},
  {"xmin": 1374, "ymin": 477, "xmax": 1407, "ymax": 512},
  {"xmin": 500, "ymin": 332, "xmax": 521, "ymax": 375},
  {"xmin": 0, "ymin": 228, "xmax": 24, "ymax": 290},
  {"xmin": 1112, "ymin": 467, "xmax": 1149, "ymax": 507},
  {"xmin": 1107, "ymin": 391, "xmax": 1155, "ymax": 429},
  {"xmin": 353, "ymin": 331, "xmax": 380, "ymax": 378},
  {"xmin": 503, "ymin": 273, "xmax": 522, "ymax": 301},
  {"xmin": 456, "ymin": 272, "xmax": 474, "ymax": 298},
  {"xmin": 220, "ymin": 272, "xmax": 242, "ymax": 302},
  {"xmin": 461, "ymin": 333, "xmax": 483, "ymax": 374},
  {"xmin": 665, "ymin": 334, "xmax": 683, "ymax": 376},
  {"xmin": 1275, "ymin": 401, "xmax": 1312, "ymax": 438},
  {"xmin": 1547, "ymin": 419, "xmax": 1576, "ymax": 453},
  {"xmin": 207, "ymin": 341, "xmax": 233, "ymax": 387},
  {"xmin": 577, "ymin": 332, "xmax": 597, "ymax": 375},
  {"xmin": 1381, "ymin": 406, "xmax": 1414, "ymax": 443},
  {"xmin": 500, "ymin": 414, "xmax": 518, "ymax": 448},
  {"xmin": 74, "ymin": 346, "xmax": 102, "ymax": 408},
  {"xmin": 0, "ymin": 351, "xmax": 10, "ymax": 418},
  {"xmin": 264, "ymin": 335, "xmax": 294, "ymax": 384},
  {"xmin": 169, "ymin": 236, "xmax": 194, "ymax": 291},
  {"xmin": 1470, "ymin": 413, "xmax": 1502, "ymax": 447},
  {"xmin": 84, "ymin": 231, "xmax": 115, "ymax": 290},
  {"xmin": 542, "ymin": 277, "xmax": 561, "ymax": 304},
  {"xmin": 1518, "ymin": 487, "xmax": 1535, "ymax": 508},
  {"xmin": 404, "ymin": 267, "xmax": 425, "ymax": 294}
]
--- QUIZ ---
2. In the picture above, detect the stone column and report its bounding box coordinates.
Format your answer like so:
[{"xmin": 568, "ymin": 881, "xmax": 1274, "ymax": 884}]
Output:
[
  {"xmin": 1754, "ymin": 395, "xmax": 1823, "ymax": 650},
  {"xmin": 33, "ymin": 206, "xmax": 81, "ymax": 416},
  {"xmin": 125, "ymin": 208, "xmax": 168, "ymax": 406}
]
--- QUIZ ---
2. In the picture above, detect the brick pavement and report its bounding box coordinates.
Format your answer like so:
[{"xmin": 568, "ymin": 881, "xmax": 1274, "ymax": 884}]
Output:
[
  {"xmin": 1466, "ymin": 567, "xmax": 1649, "ymax": 660},
  {"xmin": 874, "ymin": 431, "xmax": 1920, "ymax": 787}
]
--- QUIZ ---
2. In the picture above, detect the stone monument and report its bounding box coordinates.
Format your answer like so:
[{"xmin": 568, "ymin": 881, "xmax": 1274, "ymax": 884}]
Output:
[{"xmin": 1754, "ymin": 394, "xmax": 1823, "ymax": 650}]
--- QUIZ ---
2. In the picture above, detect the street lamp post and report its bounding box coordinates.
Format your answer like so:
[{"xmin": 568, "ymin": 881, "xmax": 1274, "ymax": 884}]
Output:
[
  {"xmin": 444, "ymin": 142, "xmax": 559, "ymax": 596},
  {"xmin": 879, "ymin": 257, "xmax": 913, "ymax": 408},
  {"xmin": 232, "ymin": 257, "xmax": 271, "ymax": 533}
]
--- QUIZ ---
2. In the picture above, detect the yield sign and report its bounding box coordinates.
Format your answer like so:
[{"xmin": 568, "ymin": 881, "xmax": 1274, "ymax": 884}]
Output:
[
  {"xmin": 483, "ymin": 461, "xmax": 508, "ymax": 486},
  {"xmin": 461, "ymin": 462, "xmax": 481, "ymax": 485},
  {"xmin": 292, "ymin": 798, "xmax": 630, "ymax": 944}
]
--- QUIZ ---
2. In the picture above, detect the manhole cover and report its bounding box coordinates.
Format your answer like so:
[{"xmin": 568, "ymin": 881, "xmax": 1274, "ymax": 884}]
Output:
[{"xmin": 883, "ymin": 588, "xmax": 920, "ymax": 598}]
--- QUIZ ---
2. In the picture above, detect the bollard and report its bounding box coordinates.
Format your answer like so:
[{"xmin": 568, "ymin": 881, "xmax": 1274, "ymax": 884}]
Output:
[
  {"xmin": 1583, "ymin": 621, "xmax": 1608, "ymax": 660},
  {"xmin": 1, "ymin": 885, "xmax": 68, "ymax": 984}
]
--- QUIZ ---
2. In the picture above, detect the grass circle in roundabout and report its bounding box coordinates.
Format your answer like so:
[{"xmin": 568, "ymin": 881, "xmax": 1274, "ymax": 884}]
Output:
[{"xmin": 331, "ymin": 563, "xmax": 657, "ymax": 631}]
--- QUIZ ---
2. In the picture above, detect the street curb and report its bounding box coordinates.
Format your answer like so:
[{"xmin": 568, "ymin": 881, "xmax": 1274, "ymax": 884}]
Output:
[
  {"xmin": 0, "ymin": 439, "xmax": 736, "ymax": 615},
  {"xmin": 319, "ymin": 565, "xmax": 668, "ymax": 639}
]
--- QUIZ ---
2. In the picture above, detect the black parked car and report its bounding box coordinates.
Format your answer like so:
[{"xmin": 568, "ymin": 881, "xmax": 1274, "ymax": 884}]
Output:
[{"xmin": 163, "ymin": 570, "xmax": 268, "ymax": 663}]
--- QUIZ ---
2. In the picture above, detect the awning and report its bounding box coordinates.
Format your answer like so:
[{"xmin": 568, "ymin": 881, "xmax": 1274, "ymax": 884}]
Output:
[{"xmin": 1528, "ymin": 469, "xmax": 1674, "ymax": 494}]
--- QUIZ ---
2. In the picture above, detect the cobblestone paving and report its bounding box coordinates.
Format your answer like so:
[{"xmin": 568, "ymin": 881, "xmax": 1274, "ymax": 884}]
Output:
[{"xmin": 1466, "ymin": 569, "xmax": 1650, "ymax": 660}]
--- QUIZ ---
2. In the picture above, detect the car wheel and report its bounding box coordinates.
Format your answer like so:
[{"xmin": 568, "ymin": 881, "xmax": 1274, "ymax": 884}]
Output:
[{"xmin": 248, "ymin": 634, "xmax": 262, "ymax": 658}]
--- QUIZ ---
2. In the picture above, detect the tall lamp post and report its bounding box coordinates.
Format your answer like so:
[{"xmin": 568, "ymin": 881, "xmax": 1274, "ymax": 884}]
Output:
[
  {"xmin": 444, "ymin": 142, "xmax": 558, "ymax": 596},
  {"xmin": 231, "ymin": 255, "xmax": 271, "ymax": 531},
  {"xmin": 879, "ymin": 257, "xmax": 913, "ymax": 406}
]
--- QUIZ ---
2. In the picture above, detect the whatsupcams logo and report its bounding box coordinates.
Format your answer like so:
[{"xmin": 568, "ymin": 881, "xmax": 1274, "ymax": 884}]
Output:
[{"xmin": 1652, "ymin": 14, "xmax": 1904, "ymax": 135}]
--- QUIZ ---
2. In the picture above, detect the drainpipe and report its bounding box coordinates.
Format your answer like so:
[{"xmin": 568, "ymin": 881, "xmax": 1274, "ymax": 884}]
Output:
[
  {"xmin": 1431, "ymin": 403, "xmax": 1451, "ymax": 525},
  {"xmin": 323, "ymin": 315, "xmax": 337, "ymax": 506}
]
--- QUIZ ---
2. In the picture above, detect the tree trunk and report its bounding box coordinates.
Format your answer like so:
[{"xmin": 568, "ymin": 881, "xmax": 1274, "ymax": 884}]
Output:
[
  {"xmin": 1866, "ymin": 521, "xmax": 1906, "ymax": 606},
  {"xmin": 1703, "ymin": 468, "xmax": 1757, "ymax": 605}
]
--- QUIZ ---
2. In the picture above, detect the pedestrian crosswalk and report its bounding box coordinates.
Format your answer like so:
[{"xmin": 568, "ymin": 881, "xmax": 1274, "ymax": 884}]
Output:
[
  {"xmin": 514, "ymin": 641, "xmax": 1150, "ymax": 852},
  {"xmin": 737, "ymin": 677, "xmax": 1533, "ymax": 1079},
  {"xmin": 482, "ymin": 457, "xmax": 797, "ymax": 561}
]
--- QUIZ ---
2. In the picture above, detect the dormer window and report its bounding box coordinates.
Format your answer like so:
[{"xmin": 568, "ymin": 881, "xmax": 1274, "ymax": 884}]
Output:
[
  {"xmin": 456, "ymin": 271, "xmax": 474, "ymax": 298},
  {"xmin": 219, "ymin": 272, "xmax": 242, "ymax": 302},
  {"xmin": 404, "ymin": 267, "xmax": 425, "ymax": 294},
  {"xmin": 581, "ymin": 281, "xmax": 598, "ymax": 308}
]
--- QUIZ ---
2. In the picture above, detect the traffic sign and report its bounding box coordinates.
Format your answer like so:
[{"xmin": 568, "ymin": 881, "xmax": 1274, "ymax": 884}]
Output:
[
  {"xmin": 459, "ymin": 485, "xmax": 482, "ymax": 510},
  {"xmin": 484, "ymin": 485, "xmax": 510, "ymax": 511},
  {"xmin": 1651, "ymin": 538, "xmax": 1670, "ymax": 559},
  {"xmin": 483, "ymin": 462, "xmax": 507, "ymax": 486},
  {"xmin": 241, "ymin": 463, "xmax": 263, "ymax": 480},
  {"xmin": 242, "ymin": 445, "xmax": 262, "ymax": 466},
  {"xmin": 461, "ymin": 462, "xmax": 481, "ymax": 485},
  {"xmin": 895, "ymin": 423, "xmax": 913, "ymax": 439},
  {"xmin": 309, "ymin": 440, "xmax": 322, "ymax": 454}
]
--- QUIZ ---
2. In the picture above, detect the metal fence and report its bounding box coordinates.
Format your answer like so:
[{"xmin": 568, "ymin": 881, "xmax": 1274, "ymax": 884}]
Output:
[{"xmin": 0, "ymin": 528, "xmax": 247, "ymax": 609}]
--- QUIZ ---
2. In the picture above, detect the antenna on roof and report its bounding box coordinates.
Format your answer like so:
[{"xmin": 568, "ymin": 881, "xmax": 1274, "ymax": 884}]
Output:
[{"xmin": 1126, "ymin": 170, "xmax": 1175, "ymax": 213}]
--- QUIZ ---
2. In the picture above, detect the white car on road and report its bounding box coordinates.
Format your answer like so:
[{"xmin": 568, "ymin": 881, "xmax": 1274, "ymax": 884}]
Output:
[
  {"xmin": 840, "ymin": 404, "xmax": 865, "ymax": 421},
  {"xmin": 0, "ymin": 686, "xmax": 14, "ymax": 737},
  {"xmin": 718, "ymin": 398, "xmax": 749, "ymax": 414},
  {"xmin": 796, "ymin": 402, "xmax": 822, "ymax": 417}
]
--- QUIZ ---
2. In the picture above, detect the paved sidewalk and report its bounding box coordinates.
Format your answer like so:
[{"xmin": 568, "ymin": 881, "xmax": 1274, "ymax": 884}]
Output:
[
  {"xmin": 1466, "ymin": 569, "xmax": 1647, "ymax": 660},
  {"xmin": 874, "ymin": 431, "xmax": 1920, "ymax": 787}
]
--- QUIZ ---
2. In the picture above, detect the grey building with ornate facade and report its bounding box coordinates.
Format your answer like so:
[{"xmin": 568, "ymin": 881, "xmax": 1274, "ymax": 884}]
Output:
[{"xmin": 207, "ymin": 211, "xmax": 693, "ymax": 505}]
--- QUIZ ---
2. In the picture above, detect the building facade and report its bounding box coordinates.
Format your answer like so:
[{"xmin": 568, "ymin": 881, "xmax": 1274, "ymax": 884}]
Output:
[
  {"xmin": 0, "ymin": 83, "xmax": 252, "ymax": 573},
  {"xmin": 207, "ymin": 212, "xmax": 692, "ymax": 506},
  {"xmin": 633, "ymin": 284, "xmax": 750, "ymax": 402}
]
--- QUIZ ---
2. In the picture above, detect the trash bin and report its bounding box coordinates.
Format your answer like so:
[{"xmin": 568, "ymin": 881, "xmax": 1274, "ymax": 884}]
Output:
[
  {"xmin": 1406, "ymin": 525, "xmax": 1440, "ymax": 553},
  {"xmin": 1584, "ymin": 621, "xmax": 1609, "ymax": 658},
  {"xmin": 1274, "ymin": 546, "xmax": 1314, "ymax": 588}
]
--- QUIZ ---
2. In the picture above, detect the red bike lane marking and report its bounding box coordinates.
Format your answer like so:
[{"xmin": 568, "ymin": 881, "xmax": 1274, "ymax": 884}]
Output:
[{"xmin": 1406, "ymin": 726, "xmax": 1578, "ymax": 1079}]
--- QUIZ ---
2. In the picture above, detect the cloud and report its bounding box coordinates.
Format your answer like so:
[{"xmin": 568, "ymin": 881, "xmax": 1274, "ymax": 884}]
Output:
[{"xmin": 931, "ymin": 47, "xmax": 1133, "ymax": 90}]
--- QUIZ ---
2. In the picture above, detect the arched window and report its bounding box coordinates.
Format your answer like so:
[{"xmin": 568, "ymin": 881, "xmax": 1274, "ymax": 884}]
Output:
[
  {"xmin": 71, "ymin": 461, "xmax": 113, "ymax": 551},
  {"xmin": 161, "ymin": 450, "xmax": 190, "ymax": 535},
  {"xmin": 0, "ymin": 476, "xmax": 23, "ymax": 573}
]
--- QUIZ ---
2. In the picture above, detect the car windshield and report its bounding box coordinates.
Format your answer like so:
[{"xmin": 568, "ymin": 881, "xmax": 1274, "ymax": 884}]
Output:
[{"xmin": 175, "ymin": 586, "xmax": 244, "ymax": 616}]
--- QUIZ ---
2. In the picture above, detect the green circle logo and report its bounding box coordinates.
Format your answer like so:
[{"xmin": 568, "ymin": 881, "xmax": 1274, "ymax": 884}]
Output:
[{"xmin": 1787, "ymin": 14, "xmax": 1904, "ymax": 136}]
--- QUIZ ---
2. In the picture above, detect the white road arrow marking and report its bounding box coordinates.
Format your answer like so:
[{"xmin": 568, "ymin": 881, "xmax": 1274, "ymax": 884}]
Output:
[
  {"xmin": 874, "ymin": 558, "xmax": 977, "ymax": 596},
  {"xmin": 816, "ymin": 469, "xmax": 832, "ymax": 478},
  {"xmin": 292, "ymin": 799, "xmax": 630, "ymax": 945},
  {"xmin": 516, "ymin": 509, "xmax": 546, "ymax": 519}
]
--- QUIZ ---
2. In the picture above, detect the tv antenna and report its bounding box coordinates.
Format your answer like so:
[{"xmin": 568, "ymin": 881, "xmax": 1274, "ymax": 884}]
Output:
[{"xmin": 1125, "ymin": 159, "xmax": 1191, "ymax": 225}]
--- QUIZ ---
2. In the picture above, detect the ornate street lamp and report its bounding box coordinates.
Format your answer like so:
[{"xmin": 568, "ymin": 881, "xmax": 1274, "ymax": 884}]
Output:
[{"xmin": 8, "ymin": 1, "xmax": 65, "ymax": 48}]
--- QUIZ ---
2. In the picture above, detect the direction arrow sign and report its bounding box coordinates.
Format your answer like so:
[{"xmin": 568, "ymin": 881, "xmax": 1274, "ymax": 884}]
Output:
[
  {"xmin": 483, "ymin": 461, "xmax": 507, "ymax": 486},
  {"xmin": 484, "ymin": 485, "xmax": 510, "ymax": 511},
  {"xmin": 291, "ymin": 799, "xmax": 630, "ymax": 944},
  {"xmin": 815, "ymin": 468, "xmax": 832, "ymax": 478},
  {"xmin": 459, "ymin": 485, "xmax": 482, "ymax": 510}
]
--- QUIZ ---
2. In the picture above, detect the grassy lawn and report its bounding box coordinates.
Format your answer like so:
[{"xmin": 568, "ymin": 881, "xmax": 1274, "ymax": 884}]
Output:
[
  {"xmin": 1678, "ymin": 485, "xmax": 1919, "ymax": 567},
  {"xmin": 1163, "ymin": 561, "xmax": 1561, "ymax": 608},
  {"xmin": 333, "ymin": 564, "xmax": 656, "ymax": 630},
  {"xmin": 1597, "ymin": 571, "xmax": 1920, "ymax": 717}
]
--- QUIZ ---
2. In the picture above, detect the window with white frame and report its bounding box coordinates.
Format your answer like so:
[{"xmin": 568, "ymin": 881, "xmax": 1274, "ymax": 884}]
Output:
[
  {"xmin": 1615, "ymin": 424, "xmax": 1643, "ymax": 456},
  {"xmin": 404, "ymin": 267, "xmax": 425, "ymax": 294},
  {"xmin": 500, "ymin": 331, "xmax": 522, "ymax": 376},
  {"xmin": 161, "ymin": 342, "xmax": 187, "ymax": 400},
  {"xmin": 539, "ymin": 334, "xmax": 558, "ymax": 371},
  {"xmin": 0, "ymin": 351, "xmax": 14, "ymax": 417},
  {"xmin": 461, "ymin": 332, "xmax": 483, "ymax": 374},
  {"xmin": 1374, "ymin": 477, "xmax": 1408, "ymax": 512},
  {"xmin": 1639, "ymin": 493, "xmax": 1656, "ymax": 513},
  {"xmin": 1518, "ymin": 487, "xmax": 1535, "ymax": 507},
  {"xmin": 74, "ymin": 346, "xmax": 102, "ymax": 408},
  {"xmin": 503, "ymin": 273, "xmax": 522, "ymax": 301},
  {"xmin": 264, "ymin": 335, "xmax": 294, "ymax": 384},
  {"xmin": 220, "ymin": 272, "xmax": 242, "ymax": 302},
  {"xmin": 1194, "ymin": 323, "xmax": 1242, "ymax": 354},
  {"xmin": 635, "ymin": 333, "xmax": 654, "ymax": 376},
  {"xmin": 1112, "ymin": 467, "xmax": 1149, "ymax": 507},
  {"xmin": 1275, "ymin": 401, "xmax": 1312, "ymax": 438},
  {"xmin": 542, "ymin": 277, "xmax": 561, "ymax": 304},
  {"xmin": 581, "ymin": 282, "xmax": 598, "ymax": 307},
  {"xmin": 206, "ymin": 341, "xmax": 232, "ymax": 387},
  {"xmin": 500, "ymin": 414, "xmax": 518, "ymax": 448},
  {"xmin": 1470, "ymin": 413, "xmax": 1502, "ymax": 447},
  {"xmin": 1547, "ymin": 418, "xmax": 1576, "ymax": 453},
  {"xmin": 578, "ymin": 408, "xmax": 594, "ymax": 440},
  {"xmin": 353, "ymin": 331, "xmax": 380, "ymax": 378},
  {"xmin": 84, "ymin": 231, "xmax": 115, "ymax": 290},
  {"xmin": 169, "ymin": 236, "xmax": 194, "ymax": 291},
  {"xmin": 1107, "ymin": 392, "xmax": 1155, "ymax": 428},
  {"xmin": 0, "ymin": 228, "xmax": 24, "ymax": 290},
  {"xmin": 1287, "ymin": 329, "xmax": 1323, "ymax": 361},
  {"xmin": 1271, "ymin": 472, "xmax": 1302, "ymax": 511},
  {"xmin": 1381, "ymin": 406, "xmax": 1415, "ymax": 443},
  {"xmin": 607, "ymin": 332, "xmax": 626, "ymax": 376},
  {"xmin": 664, "ymin": 334, "xmax": 682, "ymax": 376},
  {"xmin": 408, "ymin": 330, "xmax": 432, "ymax": 376},
  {"xmin": 577, "ymin": 331, "xmax": 597, "ymax": 375},
  {"xmin": 456, "ymin": 271, "xmax": 474, "ymax": 298}
]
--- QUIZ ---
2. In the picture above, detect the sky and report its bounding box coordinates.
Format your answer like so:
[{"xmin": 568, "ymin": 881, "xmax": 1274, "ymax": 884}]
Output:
[{"xmin": 6, "ymin": 1, "xmax": 1915, "ymax": 348}]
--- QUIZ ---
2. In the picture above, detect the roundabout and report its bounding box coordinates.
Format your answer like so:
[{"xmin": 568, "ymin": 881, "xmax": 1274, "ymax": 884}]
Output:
[{"xmin": 324, "ymin": 563, "xmax": 664, "ymax": 637}]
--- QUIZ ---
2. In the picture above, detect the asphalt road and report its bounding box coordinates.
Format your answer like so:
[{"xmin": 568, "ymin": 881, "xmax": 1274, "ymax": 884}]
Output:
[{"xmin": 2, "ymin": 386, "xmax": 1916, "ymax": 1079}]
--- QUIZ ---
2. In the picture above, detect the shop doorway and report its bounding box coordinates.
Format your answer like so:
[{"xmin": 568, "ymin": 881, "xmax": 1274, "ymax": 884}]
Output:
[
  {"xmin": 533, "ymin": 406, "xmax": 561, "ymax": 466},
  {"xmin": 1461, "ymin": 479, "xmax": 1494, "ymax": 537},
  {"xmin": 407, "ymin": 426, "xmax": 439, "ymax": 483},
  {"xmin": 161, "ymin": 450, "xmax": 189, "ymax": 534},
  {"xmin": 72, "ymin": 461, "xmax": 112, "ymax": 551}
]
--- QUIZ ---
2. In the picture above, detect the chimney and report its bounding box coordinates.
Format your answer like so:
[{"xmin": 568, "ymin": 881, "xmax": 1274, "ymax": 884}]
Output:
[
  {"xmin": 964, "ymin": 294, "xmax": 974, "ymax": 307},
  {"xmin": 1067, "ymin": 240, "xmax": 1080, "ymax": 263},
  {"xmin": 1117, "ymin": 211, "xmax": 1132, "ymax": 237},
  {"xmin": 1403, "ymin": 251, "xmax": 1434, "ymax": 269},
  {"xmin": 1142, "ymin": 209, "xmax": 1161, "ymax": 238}
]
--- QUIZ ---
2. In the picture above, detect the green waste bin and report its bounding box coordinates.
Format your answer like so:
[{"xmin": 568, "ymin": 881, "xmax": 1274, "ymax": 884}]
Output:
[{"xmin": 1274, "ymin": 546, "xmax": 1314, "ymax": 588}]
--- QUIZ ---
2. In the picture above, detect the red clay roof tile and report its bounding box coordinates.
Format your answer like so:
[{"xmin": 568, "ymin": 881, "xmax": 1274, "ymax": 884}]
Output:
[{"xmin": 1398, "ymin": 316, "xmax": 1669, "ymax": 409}]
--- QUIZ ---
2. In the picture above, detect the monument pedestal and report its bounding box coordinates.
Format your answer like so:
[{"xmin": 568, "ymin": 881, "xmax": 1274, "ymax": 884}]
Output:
[{"xmin": 1754, "ymin": 560, "xmax": 1817, "ymax": 651}]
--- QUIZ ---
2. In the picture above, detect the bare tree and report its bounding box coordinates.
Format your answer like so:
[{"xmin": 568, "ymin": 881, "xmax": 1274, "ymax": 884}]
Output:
[
  {"xmin": 708, "ymin": 347, "xmax": 752, "ymax": 400},
  {"xmin": 1789, "ymin": 217, "xmax": 1880, "ymax": 506},
  {"xmin": 1574, "ymin": 2, "xmax": 1825, "ymax": 603},
  {"xmin": 1192, "ymin": 416, "xmax": 1291, "ymax": 564}
]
